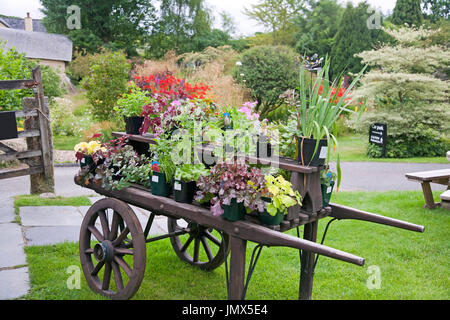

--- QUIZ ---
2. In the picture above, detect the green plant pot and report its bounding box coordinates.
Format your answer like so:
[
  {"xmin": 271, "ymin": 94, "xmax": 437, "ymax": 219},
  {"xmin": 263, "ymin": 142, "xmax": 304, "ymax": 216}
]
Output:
[
  {"xmin": 321, "ymin": 180, "xmax": 335, "ymax": 208},
  {"xmin": 221, "ymin": 198, "xmax": 245, "ymax": 222},
  {"xmin": 150, "ymin": 171, "xmax": 172, "ymax": 197},
  {"xmin": 258, "ymin": 197, "xmax": 284, "ymax": 225}
]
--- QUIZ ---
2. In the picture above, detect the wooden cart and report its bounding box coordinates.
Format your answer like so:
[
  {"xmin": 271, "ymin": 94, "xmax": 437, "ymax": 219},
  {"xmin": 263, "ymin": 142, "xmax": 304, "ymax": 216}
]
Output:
[{"xmin": 74, "ymin": 133, "xmax": 425, "ymax": 300}]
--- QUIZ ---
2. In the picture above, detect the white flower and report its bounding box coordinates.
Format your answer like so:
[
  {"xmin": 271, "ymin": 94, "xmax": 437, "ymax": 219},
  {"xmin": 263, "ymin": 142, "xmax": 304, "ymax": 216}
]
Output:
[
  {"xmin": 236, "ymin": 61, "xmax": 242, "ymax": 66},
  {"xmin": 240, "ymin": 73, "xmax": 245, "ymax": 77}
]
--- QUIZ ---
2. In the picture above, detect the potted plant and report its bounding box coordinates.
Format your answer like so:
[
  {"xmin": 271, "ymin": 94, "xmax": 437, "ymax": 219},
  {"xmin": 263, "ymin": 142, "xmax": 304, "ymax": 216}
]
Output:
[
  {"xmin": 257, "ymin": 175, "xmax": 302, "ymax": 226},
  {"xmin": 149, "ymin": 135, "xmax": 176, "ymax": 197},
  {"xmin": 114, "ymin": 82, "xmax": 151, "ymax": 135},
  {"xmin": 173, "ymin": 163, "xmax": 210, "ymax": 204},
  {"xmin": 74, "ymin": 140, "xmax": 106, "ymax": 172},
  {"xmin": 320, "ymin": 169, "xmax": 336, "ymax": 208},
  {"xmin": 195, "ymin": 161, "xmax": 266, "ymax": 222},
  {"xmin": 285, "ymin": 57, "xmax": 366, "ymax": 188}
]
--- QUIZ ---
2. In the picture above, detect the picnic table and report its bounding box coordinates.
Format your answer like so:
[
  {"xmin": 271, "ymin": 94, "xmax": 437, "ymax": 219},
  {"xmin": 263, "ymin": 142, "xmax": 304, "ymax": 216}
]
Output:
[{"xmin": 405, "ymin": 169, "xmax": 450, "ymax": 209}]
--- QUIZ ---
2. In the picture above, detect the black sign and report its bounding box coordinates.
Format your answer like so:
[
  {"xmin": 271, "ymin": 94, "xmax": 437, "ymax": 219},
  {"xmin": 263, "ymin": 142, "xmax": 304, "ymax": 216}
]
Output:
[
  {"xmin": 369, "ymin": 123, "xmax": 387, "ymax": 147},
  {"xmin": 0, "ymin": 111, "xmax": 18, "ymax": 140}
]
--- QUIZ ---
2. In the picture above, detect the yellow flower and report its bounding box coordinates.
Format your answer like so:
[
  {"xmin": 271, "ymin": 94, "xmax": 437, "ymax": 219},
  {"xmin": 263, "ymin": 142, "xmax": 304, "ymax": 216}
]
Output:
[
  {"xmin": 87, "ymin": 141, "xmax": 101, "ymax": 154},
  {"xmin": 74, "ymin": 142, "xmax": 88, "ymax": 153}
]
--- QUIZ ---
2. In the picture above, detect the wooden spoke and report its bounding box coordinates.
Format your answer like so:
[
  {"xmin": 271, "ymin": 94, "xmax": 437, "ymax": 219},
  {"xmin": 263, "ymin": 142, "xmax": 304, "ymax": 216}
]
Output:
[
  {"xmin": 91, "ymin": 260, "xmax": 105, "ymax": 276},
  {"xmin": 181, "ymin": 235, "xmax": 194, "ymax": 252},
  {"xmin": 98, "ymin": 210, "xmax": 110, "ymax": 240},
  {"xmin": 112, "ymin": 261, "xmax": 124, "ymax": 291},
  {"xmin": 88, "ymin": 225, "xmax": 104, "ymax": 242},
  {"xmin": 115, "ymin": 248, "xmax": 134, "ymax": 255},
  {"xmin": 109, "ymin": 211, "xmax": 121, "ymax": 241},
  {"xmin": 102, "ymin": 262, "xmax": 112, "ymax": 291},
  {"xmin": 204, "ymin": 230, "xmax": 221, "ymax": 247},
  {"xmin": 193, "ymin": 238, "xmax": 200, "ymax": 263},
  {"xmin": 201, "ymin": 236, "xmax": 213, "ymax": 261},
  {"xmin": 114, "ymin": 256, "xmax": 133, "ymax": 277},
  {"xmin": 113, "ymin": 226, "xmax": 130, "ymax": 247},
  {"xmin": 85, "ymin": 248, "xmax": 94, "ymax": 254}
]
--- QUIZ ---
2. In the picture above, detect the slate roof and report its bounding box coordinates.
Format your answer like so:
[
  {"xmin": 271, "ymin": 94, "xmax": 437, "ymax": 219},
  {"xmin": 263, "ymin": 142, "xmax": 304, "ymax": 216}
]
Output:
[
  {"xmin": 0, "ymin": 27, "xmax": 72, "ymax": 62},
  {"xmin": 0, "ymin": 17, "xmax": 47, "ymax": 33}
]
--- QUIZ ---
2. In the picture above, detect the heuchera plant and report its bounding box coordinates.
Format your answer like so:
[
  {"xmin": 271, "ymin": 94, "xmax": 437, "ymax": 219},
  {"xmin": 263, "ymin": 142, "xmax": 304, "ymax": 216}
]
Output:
[
  {"xmin": 262, "ymin": 175, "xmax": 302, "ymax": 216},
  {"xmin": 195, "ymin": 162, "xmax": 266, "ymax": 217}
]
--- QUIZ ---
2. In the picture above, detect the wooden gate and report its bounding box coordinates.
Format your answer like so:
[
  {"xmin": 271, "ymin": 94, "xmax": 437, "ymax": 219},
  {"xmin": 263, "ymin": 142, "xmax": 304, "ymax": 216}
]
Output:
[{"xmin": 0, "ymin": 66, "xmax": 54, "ymax": 194}]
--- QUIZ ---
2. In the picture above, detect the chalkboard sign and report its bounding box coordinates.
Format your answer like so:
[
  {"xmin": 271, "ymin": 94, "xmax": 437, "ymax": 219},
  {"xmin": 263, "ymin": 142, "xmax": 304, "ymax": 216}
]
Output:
[
  {"xmin": 0, "ymin": 111, "xmax": 18, "ymax": 140},
  {"xmin": 369, "ymin": 123, "xmax": 387, "ymax": 157}
]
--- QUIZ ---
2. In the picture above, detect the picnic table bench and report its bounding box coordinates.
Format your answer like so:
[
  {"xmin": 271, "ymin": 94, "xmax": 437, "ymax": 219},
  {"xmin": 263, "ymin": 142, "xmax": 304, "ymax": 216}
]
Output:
[
  {"xmin": 74, "ymin": 132, "xmax": 425, "ymax": 300},
  {"xmin": 405, "ymin": 169, "xmax": 450, "ymax": 209}
]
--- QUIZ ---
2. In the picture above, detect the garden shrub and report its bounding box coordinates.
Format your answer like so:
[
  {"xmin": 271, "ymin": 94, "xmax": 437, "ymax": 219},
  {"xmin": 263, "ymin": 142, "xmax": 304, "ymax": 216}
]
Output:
[
  {"xmin": 232, "ymin": 45, "xmax": 299, "ymax": 119},
  {"xmin": 0, "ymin": 42, "xmax": 64, "ymax": 111},
  {"xmin": 81, "ymin": 49, "xmax": 131, "ymax": 121},
  {"xmin": 66, "ymin": 50, "xmax": 96, "ymax": 85},
  {"xmin": 351, "ymin": 104, "xmax": 450, "ymax": 158}
]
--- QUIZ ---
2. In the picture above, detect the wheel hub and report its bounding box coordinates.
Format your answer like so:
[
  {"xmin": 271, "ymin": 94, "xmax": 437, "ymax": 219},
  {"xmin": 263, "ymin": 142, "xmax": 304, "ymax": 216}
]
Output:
[{"xmin": 93, "ymin": 241, "xmax": 114, "ymax": 263}]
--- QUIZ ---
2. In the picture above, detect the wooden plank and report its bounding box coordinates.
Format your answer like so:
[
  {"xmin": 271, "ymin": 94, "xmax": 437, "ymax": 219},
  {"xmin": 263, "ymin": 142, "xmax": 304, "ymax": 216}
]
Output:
[
  {"xmin": 0, "ymin": 150, "xmax": 42, "ymax": 162},
  {"xmin": 299, "ymin": 221, "xmax": 318, "ymax": 300},
  {"xmin": 0, "ymin": 165, "xmax": 43, "ymax": 180},
  {"xmin": 15, "ymin": 110, "xmax": 38, "ymax": 118},
  {"xmin": 421, "ymin": 182, "xmax": 437, "ymax": 209},
  {"xmin": 405, "ymin": 169, "xmax": 450, "ymax": 182},
  {"xmin": 0, "ymin": 142, "xmax": 16, "ymax": 153},
  {"xmin": 229, "ymin": 237, "xmax": 247, "ymax": 300},
  {"xmin": 0, "ymin": 79, "xmax": 38, "ymax": 90},
  {"xmin": 18, "ymin": 130, "xmax": 40, "ymax": 138}
]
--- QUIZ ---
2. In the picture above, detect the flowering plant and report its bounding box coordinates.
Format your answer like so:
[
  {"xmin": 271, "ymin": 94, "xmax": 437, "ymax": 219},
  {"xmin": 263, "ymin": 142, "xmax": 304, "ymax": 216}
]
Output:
[
  {"xmin": 195, "ymin": 162, "xmax": 266, "ymax": 216},
  {"xmin": 74, "ymin": 140, "xmax": 106, "ymax": 162},
  {"xmin": 114, "ymin": 82, "xmax": 151, "ymax": 118}
]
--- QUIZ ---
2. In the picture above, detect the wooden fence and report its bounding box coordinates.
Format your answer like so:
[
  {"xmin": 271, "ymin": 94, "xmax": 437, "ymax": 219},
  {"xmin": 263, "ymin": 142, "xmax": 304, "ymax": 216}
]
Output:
[{"xmin": 0, "ymin": 66, "xmax": 54, "ymax": 194}]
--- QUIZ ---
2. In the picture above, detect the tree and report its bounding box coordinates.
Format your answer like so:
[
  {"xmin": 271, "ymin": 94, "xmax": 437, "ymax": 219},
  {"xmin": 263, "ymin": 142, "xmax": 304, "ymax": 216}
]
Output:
[
  {"xmin": 330, "ymin": 2, "xmax": 386, "ymax": 78},
  {"xmin": 421, "ymin": 0, "xmax": 449, "ymax": 22},
  {"xmin": 232, "ymin": 45, "xmax": 299, "ymax": 119},
  {"xmin": 294, "ymin": 0, "xmax": 343, "ymax": 58},
  {"xmin": 40, "ymin": 0, "xmax": 156, "ymax": 55},
  {"xmin": 243, "ymin": 0, "xmax": 306, "ymax": 45},
  {"xmin": 391, "ymin": 0, "xmax": 423, "ymax": 26},
  {"xmin": 350, "ymin": 26, "xmax": 450, "ymax": 158},
  {"xmin": 147, "ymin": 0, "xmax": 213, "ymax": 57}
]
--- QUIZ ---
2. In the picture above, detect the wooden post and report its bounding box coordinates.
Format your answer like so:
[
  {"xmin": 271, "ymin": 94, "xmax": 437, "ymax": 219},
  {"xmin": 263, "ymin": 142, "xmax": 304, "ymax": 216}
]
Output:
[
  {"xmin": 299, "ymin": 220, "xmax": 318, "ymax": 300},
  {"xmin": 421, "ymin": 182, "xmax": 437, "ymax": 209},
  {"xmin": 23, "ymin": 93, "xmax": 54, "ymax": 194},
  {"xmin": 229, "ymin": 236, "xmax": 247, "ymax": 300}
]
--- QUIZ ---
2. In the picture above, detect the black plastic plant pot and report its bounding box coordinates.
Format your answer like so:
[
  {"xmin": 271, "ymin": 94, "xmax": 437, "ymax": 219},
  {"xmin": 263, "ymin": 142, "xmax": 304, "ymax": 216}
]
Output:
[
  {"xmin": 258, "ymin": 197, "xmax": 284, "ymax": 225},
  {"xmin": 124, "ymin": 116, "xmax": 144, "ymax": 135},
  {"xmin": 80, "ymin": 155, "xmax": 95, "ymax": 172},
  {"xmin": 321, "ymin": 180, "xmax": 335, "ymax": 208},
  {"xmin": 256, "ymin": 135, "xmax": 272, "ymax": 158},
  {"xmin": 296, "ymin": 137, "xmax": 328, "ymax": 167},
  {"xmin": 221, "ymin": 198, "xmax": 245, "ymax": 222},
  {"xmin": 174, "ymin": 180, "xmax": 196, "ymax": 204},
  {"xmin": 150, "ymin": 171, "xmax": 172, "ymax": 197},
  {"xmin": 109, "ymin": 164, "xmax": 122, "ymax": 181}
]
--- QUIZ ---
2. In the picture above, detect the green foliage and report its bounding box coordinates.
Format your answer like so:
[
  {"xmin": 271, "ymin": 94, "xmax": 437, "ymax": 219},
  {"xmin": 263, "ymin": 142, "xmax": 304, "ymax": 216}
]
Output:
[
  {"xmin": 232, "ymin": 45, "xmax": 299, "ymax": 119},
  {"xmin": 294, "ymin": 0, "xmax": 343, "ymax": 58},
  {"xmin": 174, "ymin": 163, "xmax": 210, "ymax": 182},
  {"xmin": 421, "ymin": 0, "xmax": 449, "ymax": 22},
  {"xmin": 392, "ymin": 0, "xmax": 424, "ymax": 26},
  {"xmin": 0, "ymin": 42, "xmax": 63, "ymax": 111},
  {"xmin": 355, "ymin": 104, "xmax": 450, "ymax": 158},
  {"xmin": 263, "ymin": 175, "xmax": 302, "ymax": 216},
  {"xmin": 114, "ymin": 83, "xmax": 151, "ymax": 118},
  {"xmin": 81, "ymin": 50, "xmax": 131, "ymax": 121},
  {"xmin": 330, "ymin": 2, "xmax": 387, "ymax": 77},
  {"xmin": 40, "ymin": 0, "xmax": 156, "ymax": 55},
  {"xmin": 66, "ymin": 51, "xmax": 96, "ymax": 85}
]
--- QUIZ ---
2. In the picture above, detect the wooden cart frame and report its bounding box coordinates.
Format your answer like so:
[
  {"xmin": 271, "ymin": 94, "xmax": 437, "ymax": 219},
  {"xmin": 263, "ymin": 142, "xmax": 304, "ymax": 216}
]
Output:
[{"xmin": 75, "ymin": 133, "xmax": 424, "ymax": 300}]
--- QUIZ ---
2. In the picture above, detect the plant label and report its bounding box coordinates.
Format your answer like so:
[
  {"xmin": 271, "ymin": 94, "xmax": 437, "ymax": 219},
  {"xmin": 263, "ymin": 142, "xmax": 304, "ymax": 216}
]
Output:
[
  {"xmin": 174, "ymin": 182, "xmax": 182, "ymax": 191},
  {"xmin": 152, "ymin": 175, "xmax": 159, "ymax": 183},
  {"xmin": 81, "ymin": 158, "xmax": 85, "ymax": 164},
  {"xmin": 327, "ymin": 186, "xmax": 332, "ymax": 194},
  {"xmin": 319, "ymin": 146, "xmax": 328, "ymax": 159}
]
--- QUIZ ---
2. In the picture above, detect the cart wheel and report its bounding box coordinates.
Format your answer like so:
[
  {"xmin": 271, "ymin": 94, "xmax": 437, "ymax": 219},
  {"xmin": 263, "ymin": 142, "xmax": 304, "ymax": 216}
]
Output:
[
  {"xmin": 79, "ymin": 198, "xmax": 146, "ymax": 300},
  {"xmin": 167, "ymin": 217, "xmax": 230, "ymax": 271}
]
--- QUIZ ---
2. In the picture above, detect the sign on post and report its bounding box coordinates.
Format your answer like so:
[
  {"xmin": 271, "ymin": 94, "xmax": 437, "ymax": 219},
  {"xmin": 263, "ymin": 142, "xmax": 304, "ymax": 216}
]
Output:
[{"xmin": 369, "ymin": 123, "xmax": 387, "ymax": 157}]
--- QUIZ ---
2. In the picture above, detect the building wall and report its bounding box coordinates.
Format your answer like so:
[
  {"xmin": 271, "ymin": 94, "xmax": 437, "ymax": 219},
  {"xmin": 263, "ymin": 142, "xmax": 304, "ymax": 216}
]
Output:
[{"xmin": 31, "ymin": 58, "xmax": 66, "ymax": 74}]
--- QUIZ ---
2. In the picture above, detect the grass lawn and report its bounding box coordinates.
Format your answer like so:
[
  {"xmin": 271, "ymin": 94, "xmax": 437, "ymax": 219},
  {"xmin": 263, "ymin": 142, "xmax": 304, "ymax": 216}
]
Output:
[
  {"xmin": 22, "ymin": 190, "xmax": 449, "ymax": 300},
  {"xmin": 331, "ymin": 134, "xmax": 448, "ymax": 164},
  {"xmin": 53, "ymin": 135, "xmax": 82, "ymax": 151}
]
